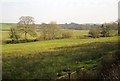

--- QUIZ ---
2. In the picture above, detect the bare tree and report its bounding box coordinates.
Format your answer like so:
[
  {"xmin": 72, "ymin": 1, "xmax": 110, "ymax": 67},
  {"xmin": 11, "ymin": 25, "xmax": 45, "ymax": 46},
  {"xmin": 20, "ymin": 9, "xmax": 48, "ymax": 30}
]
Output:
[
  {"xmin": 48, "ymin": 22, "xmax": 60, "ymax": 39},
  {"xmin": 39, "ymin": 23, "xmax": 48, "ymax": 40},
  {"xmin": 39, "ymin": 22, "xmax": 60, "ymax": 40},
  {"xmin": 17, "ymin": 16, "xmax": 37, "ymax": 41}
]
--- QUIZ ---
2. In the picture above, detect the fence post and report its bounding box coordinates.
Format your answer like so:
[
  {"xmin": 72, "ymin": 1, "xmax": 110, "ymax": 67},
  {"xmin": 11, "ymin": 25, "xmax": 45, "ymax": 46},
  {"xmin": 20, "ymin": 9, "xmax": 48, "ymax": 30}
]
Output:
[
  {"xmin": 68, "ymin": 72, "xmax": 71, "ymax": 81},
  {"xmin": 68, "ymin": 68, "xmax": 71, "ymax": 81}
]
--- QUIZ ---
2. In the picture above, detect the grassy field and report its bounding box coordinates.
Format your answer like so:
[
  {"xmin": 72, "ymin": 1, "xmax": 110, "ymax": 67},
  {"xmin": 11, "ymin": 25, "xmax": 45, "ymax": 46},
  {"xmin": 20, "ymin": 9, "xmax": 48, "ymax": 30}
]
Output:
[
  {"xmin": 2, "ymin": 30, "xmax": 89, "ymax": 41},
  {"xmin": 63, "ymin": 29, "xmax": 89, "ymax": 37},
  {"xmin": 2, "ymin": 23, "xmax": 118, "ymax": 79},
  {"xmin": 1, "ymin": 23, "xmax": 16, "ymax": 31},
  {"xmin": 2, "ymin": 36, "xmax": 118, "ymax": 79},
  {"xmin": 2, "ymin": 31, "xmax": 36, "ymax": 41}
]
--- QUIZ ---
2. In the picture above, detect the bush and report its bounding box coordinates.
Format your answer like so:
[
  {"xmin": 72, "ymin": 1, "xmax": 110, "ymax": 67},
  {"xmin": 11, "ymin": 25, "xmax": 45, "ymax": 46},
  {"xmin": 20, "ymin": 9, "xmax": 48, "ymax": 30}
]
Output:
[
  {"xmin": 89, "ymin": 29, "xmax": 100, "ymax": 38},
  {"xmin": 5, "ymin": 39, "xmax": 39, "ymax": 44},
  {"xmin": 9, "ymin": 27, "xmax": 20, "ymax": 43},
  {"xmin": 76, "ymin": 35, "xmax": 90, "ymax": 39},
  {"xmin": 100, "ymin": 24, "xmax": 116, "ymax": 37},
  {"xmin": 62, "ymin": 31, "xmax": 73, "ymax": 38}
]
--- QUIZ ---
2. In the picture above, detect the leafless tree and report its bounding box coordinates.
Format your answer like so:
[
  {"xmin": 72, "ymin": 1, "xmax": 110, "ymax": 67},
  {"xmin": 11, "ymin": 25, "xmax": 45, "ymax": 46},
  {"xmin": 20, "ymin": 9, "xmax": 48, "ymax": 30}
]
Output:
[
  {"xmin": 39, "ymin": 22, "xmax": 60, "ymax": 40},
  {"xmin": 17, "ymin": 16, "xmax": 37, "ymax": 41}
]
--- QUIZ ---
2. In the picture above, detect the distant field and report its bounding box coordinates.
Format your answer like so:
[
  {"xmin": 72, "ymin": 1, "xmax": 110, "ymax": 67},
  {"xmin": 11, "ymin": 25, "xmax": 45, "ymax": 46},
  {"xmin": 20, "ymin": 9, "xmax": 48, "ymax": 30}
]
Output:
[
  {"xmin": 64, "ymin": 29, "xmax": 89, "ymax": 37},
  {"xmin": 2, "ymin": 31, "xmax": 36, "ymax": 41},
  {"xmin": 2, "ymin": 36, "xmax": 118, "ymax": 79},
  {"xmin": 1, "ymin": 23, "xmax": 16, "ymax": 31},
  {"xmin": 2, "ymin": 30, "xmax": 89, "ymax": 41}
]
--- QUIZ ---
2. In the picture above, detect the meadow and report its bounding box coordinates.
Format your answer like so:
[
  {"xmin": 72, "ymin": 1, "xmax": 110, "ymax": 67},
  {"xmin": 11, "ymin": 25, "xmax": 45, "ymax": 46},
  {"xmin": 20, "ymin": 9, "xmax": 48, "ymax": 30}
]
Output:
[
  {"xmin": 2, "ymin": 23, "xmax": 118, "ymax": 80},
  {"xmin": 1, "ymin": 23, "xmax": 15, "ymax": 31},
  {"xmin": 2, "ymin": 36, "xmax": 118, "ymax": 79}
]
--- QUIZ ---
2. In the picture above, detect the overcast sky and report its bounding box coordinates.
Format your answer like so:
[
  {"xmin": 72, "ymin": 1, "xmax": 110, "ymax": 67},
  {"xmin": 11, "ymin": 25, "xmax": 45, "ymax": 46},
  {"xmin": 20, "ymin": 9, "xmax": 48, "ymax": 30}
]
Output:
[{"xmin": 1, "ymin": 0, "xmax": 119, "ymax": 24}]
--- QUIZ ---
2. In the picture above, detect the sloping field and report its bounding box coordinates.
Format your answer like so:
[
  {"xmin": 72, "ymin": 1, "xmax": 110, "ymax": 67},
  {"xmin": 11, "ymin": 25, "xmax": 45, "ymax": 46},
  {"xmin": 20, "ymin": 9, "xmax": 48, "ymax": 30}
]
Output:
[{"xmin": 2, "ymin": 37, "xmax": 118, "ymax": 79}]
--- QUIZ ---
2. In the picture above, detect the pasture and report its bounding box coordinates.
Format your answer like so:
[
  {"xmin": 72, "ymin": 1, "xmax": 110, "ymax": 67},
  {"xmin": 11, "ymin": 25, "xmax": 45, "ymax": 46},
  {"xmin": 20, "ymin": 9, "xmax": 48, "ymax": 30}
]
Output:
[
  {"xmin": 2, "ymin": 23, "xmax": 118, "ymax": 79},
  {"xmin": 1, "ymin": 23, "xmax": 16, "ymax": 31},
  {"xmin": 2, "ymin": 36, "xmax": 118, "ymax": 79}
]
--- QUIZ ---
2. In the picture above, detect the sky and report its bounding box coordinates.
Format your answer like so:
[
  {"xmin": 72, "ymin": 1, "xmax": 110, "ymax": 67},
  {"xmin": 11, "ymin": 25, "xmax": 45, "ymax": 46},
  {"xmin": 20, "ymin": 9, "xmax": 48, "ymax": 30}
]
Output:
[{"xmin": 1, "ymin": 0, "xmax": 120, "ymax": 24}]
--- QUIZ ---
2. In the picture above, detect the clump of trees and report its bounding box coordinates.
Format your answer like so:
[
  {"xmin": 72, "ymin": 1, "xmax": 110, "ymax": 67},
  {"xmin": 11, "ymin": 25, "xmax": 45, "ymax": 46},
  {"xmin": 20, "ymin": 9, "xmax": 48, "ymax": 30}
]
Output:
[
  {"xmin": 89, "ymin": 22, "xmax": 118, "ymax": 38},
  {"xmin": 101, "ymin": 23, "xmax": 118, "ymax": 37},
  {"xmin": 39, "ymin": 22, "xmax": 61, "ymax": 40},
  {"xmin": 39, "ymin": 22, "xmax": 74, "ymax": 40},
  {"xmin": 8, "ymin": 16, "xmax": 118, "ymax": 43},
  {"xmin": 101, "ymin": 22, "xmax": 118, "ymax": 37},
  {"xmin": 101, "ymin": 24, "xmax": 111, "ymax": 37},
  {"xmin": 9, "ymin": 16, "xmax": 37, "ymax": 43},
  {"xmin": 9, "ymin": 16, "xmax": 63, "ymax": 43}
]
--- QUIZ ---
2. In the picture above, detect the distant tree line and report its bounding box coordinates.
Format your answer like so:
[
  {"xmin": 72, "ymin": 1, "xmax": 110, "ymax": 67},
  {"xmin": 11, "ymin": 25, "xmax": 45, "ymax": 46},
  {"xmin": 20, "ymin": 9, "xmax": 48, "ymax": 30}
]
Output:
[{"xmin": 59, "ymin": 22, "xmax": 118, "ymax": 30}]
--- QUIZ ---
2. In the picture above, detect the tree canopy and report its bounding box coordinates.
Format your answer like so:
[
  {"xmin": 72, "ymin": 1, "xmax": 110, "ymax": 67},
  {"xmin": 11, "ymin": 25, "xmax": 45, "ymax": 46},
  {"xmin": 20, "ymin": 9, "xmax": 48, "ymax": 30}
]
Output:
[{"xmin": 17, "ymin": 16, "xmax": 37, "ymax": 41}]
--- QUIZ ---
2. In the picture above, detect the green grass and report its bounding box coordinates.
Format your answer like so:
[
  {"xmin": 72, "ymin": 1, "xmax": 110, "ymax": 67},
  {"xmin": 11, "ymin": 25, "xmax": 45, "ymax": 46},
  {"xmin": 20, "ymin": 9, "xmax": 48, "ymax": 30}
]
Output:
[
  {"xmin": 1, "ymin": 23, "xmax": 118, "ymax": 79},
  {"xmin": 2, "ymin": 31, "xmax": 36, "ymax": 41},
  {"xmin": 1, "ymin": 23, "xmax": 16, "ymax": 31},
  {"xmin": 2, "ymin": 32, "xmax": 10, "ymax": 41},
  {"xmin": 2, "ymin": 29, "xmax": 89, "ymax": 42},
  {"xmin": 2, "ymin": 36, "xmax": 118, "ymax": 79},
  {"xmin": 61, "ymin": 29, "xmax": 89, "ymax": 38}
]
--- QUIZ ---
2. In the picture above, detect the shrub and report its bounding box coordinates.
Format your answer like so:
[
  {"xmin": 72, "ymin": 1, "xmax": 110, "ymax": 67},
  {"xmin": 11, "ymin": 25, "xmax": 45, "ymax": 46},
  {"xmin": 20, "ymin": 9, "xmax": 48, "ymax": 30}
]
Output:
[
  {"xmin": 9, "ymin": 27, "xmax": 20, "ymax": 43},
  {"xmin": 89, "ymin": 29, "xmax": 100, "ymax": 38},
  {"xmin": 100, "ymin": 24, "xmax": 116, "ymax": 37},
  {"xmin": 62, "ymin": 31, "xmax": 73, "ymax": 38}
]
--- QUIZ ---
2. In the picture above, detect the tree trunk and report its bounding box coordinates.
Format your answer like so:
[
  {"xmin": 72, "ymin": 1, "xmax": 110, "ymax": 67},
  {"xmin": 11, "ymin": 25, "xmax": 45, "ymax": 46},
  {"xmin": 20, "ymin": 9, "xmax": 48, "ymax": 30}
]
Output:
[{"xmin": 25, "ymin": 32, "xmax": 27, "ymax": 41}]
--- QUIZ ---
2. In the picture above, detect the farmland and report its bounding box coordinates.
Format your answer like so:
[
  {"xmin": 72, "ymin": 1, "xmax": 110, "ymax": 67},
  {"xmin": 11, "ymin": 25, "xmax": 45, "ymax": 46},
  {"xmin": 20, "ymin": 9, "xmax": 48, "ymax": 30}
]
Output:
[
  {"xmin": 1, "ymin": 0, "xmax": 120, "ymax": 80},
  {"xmin": 2, "ymin": 23, "xmax": 119, "ymax": 80},
  {"xmin": 2, "ymin": 35, "xmax": 118, "ymax": 79}
]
